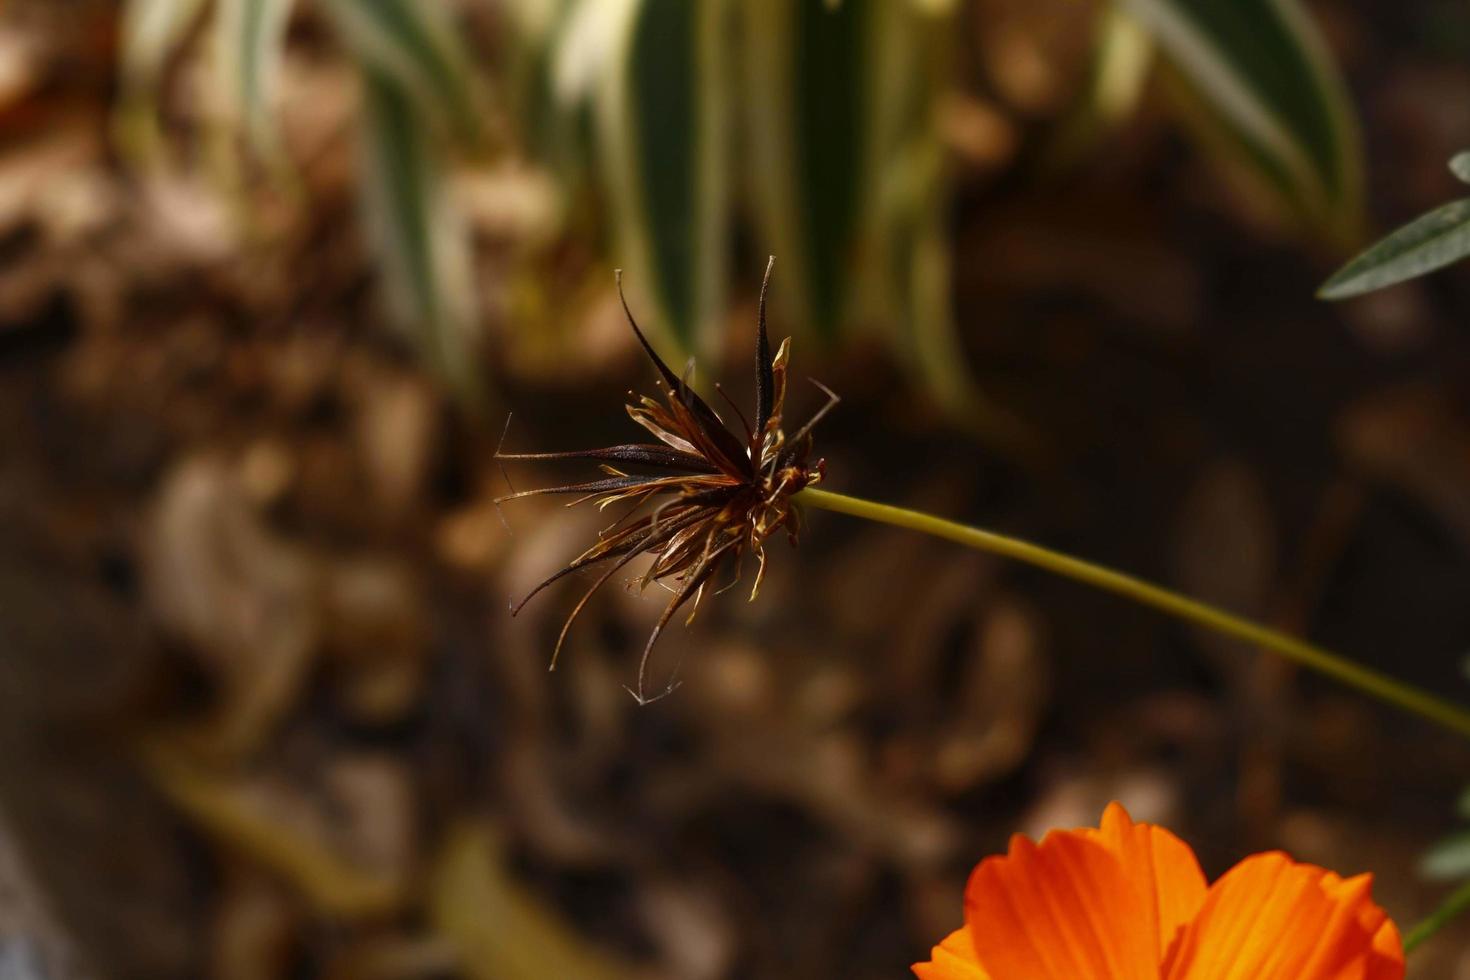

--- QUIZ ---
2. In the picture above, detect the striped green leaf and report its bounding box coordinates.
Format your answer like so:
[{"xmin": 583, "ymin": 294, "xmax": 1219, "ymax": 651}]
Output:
[
  {"xmin": 212, "ymin": 0, "xmax": 295, "ymax": 160},
  {"xmin": 594, "ymin": 0, "xmax": 729, "ymax": 354},
  {"xmin": 359, "ymin": 69, "xmax": 481, "ymax": 399},
  {"xmin": 743, "ymin": 0, "xmax": 875, "ymax": 343},
  {"xmin": 319, "ymin": 0, "xmax": 481, "ymax": 146},
  {"xmin": 1318, "ymin": 197, "xmax": 1470, "ymax": 300},
  {"xmin": 1120, "ymin": 0, "xmax": 1362, "ymax": 236},
  {"xmin": 501, "ymin": 0, "xmax": 590, "ymax": 179},
  {"xmin": 868, "ymin": 2, "xmax": 1033, "ymax": 451}
]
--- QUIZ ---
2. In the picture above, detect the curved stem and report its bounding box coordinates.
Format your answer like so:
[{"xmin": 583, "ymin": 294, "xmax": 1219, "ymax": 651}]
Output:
[
  {"xmin": 797, "ymin": 487, "xmax": 1470, "ymax": 740},
  {"xmin": 1404, "ymin": 877, "xmax": 1470, "ymax": 952}
]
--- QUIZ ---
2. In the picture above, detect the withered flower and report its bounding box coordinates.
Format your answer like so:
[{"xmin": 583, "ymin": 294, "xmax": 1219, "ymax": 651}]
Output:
[{"xmin": 497, "ymin": 259, "xmax": 836, "ymax": 703}]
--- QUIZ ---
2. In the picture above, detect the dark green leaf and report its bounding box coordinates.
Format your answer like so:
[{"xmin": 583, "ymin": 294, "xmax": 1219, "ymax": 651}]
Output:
[
  {"xmin": 1122, "ymin": 0, "xmax": 1362, "ymax": 234},
  {"xmin": 596, "ymin": 0, "xmax": 729, "ymax": 353}
]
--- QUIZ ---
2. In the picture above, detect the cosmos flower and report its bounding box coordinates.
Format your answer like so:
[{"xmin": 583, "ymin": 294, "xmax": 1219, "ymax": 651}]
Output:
[
  {"xmin": 496, "ymin": 260, "xmax": 835, "ymax": 703},
  {"xmin": 915, "ymin": 803, "xmax": 1404, "ymax": 980}
]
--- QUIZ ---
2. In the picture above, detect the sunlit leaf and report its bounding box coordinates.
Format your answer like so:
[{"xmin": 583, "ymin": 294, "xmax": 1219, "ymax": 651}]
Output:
[
  {"xmin": 360, "ymin": 70, "xmax": 481, "ymax": 399},
  {"xmin": 1423, "ymin": 830, "xmax": 1470, "ymax": 881},
  {"xmin": 117, "ymin": 0, "xmax": 209, "ymax": 93},
  {"xmin": 115, "ymin": 0, "xmax": 211, "ymax": 158},
  {"xmin": 1120, "ymin": 0, "xmax": 1362, "ymax": 236},
  {"xmin": 1317, "ymin": 197, "xmax": 1470, "ymax": 299},
  {"xmin": 594, "ymin": 0, "xmax": 729, "ymax": 353},
  {"xmin": 1046, "ymin": 7, "xmax": 1155, "ymax": 171}
]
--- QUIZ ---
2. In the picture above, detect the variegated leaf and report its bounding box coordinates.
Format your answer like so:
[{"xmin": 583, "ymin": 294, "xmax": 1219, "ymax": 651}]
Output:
[
  {"xmin": 1120, "ymin": 0, "xmax": 1362, "ymax": 237},
  {"xmin": 212, "ymin": 0, "xmax": 295, "ymax": 159},
  {"xmin": 359, "ymin": 69, "xmax": 481, "ymax": 399},
  {"xmin": 594, "ymin": 0, "xmax": 729, "ymax": 355},
  {"xmin": 743, "ymin": 0, "xmax": 878, "ymax": 343},
  {"xmin": 319, "ymin": 0, "xmax": 480, "ymax": 146}
]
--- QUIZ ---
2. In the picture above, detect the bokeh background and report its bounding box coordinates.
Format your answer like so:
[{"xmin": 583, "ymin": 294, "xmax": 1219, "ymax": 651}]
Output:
[{"xmin": 3, "ymin": 0, "xmax": 1470, "ymax": 977}]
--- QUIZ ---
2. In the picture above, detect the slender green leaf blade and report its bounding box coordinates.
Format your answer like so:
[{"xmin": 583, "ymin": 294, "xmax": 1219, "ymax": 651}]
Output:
[
  {"xmin": 1121, "ymin": 0, "xmax": 1361, "ymax": 233},
  {"xmin": 359, "ymin": 70, "xmax": 481, "ymax": 399},
  {"xmin": 1403, "ymin": 877, "xmax": 1470, "ymax": 954},
  {"xmin": 320, "ymin": 0, "xmax": 480, "ymax": 146},
  {"xmin": 213, "ymin": 0, "xmax": 294, "ymax": 158},
  {"xmin": 502, "ymin": 0, "xmax": 589, "ymax": 177},
  {"xmin": 596, "ymin": 0, "xmax": 728, "ymax": 353},
  {"xmin": 867, "ymin": 2, "xmax": 1035, "ymax": 453},
  {"xmin": 743, "ymin": 0, "xmax": 874, "ymax": 342},
  {"xmin": 1045, "ymin": 7, "xmax": 1154, "ymax": 171},
  {"xmin": 1318, "ymin": 197, "xmax": 1470, "ymax": 299},
  {"xmin": 795, "ymin": 0, "xmax": 866, "ymax": 339}
]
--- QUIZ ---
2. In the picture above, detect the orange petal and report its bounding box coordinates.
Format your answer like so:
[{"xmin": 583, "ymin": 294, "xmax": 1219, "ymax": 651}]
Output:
[
  {"xmin": 1088, "ymin": 802, "xmax": 1209, "ymax": 958},
  {"xmin": 1162, "ymin": 852, "xmax": 1406, "ymax": 980},
  {"xmin": 963, "ymin": 829, "xmax": 1159, "ymax": 980},
  {"xmin": 912, "ymin": 927, "xmax": 991, "ymax": 980}
]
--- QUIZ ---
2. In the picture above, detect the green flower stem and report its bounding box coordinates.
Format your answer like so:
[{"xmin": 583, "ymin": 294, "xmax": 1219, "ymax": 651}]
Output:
[
  {"xmin": 1404, "ymin": 877, "xmax": 1470, "ymax": 952},
  {"xmin": 796, "ymin": 487, "xmax": 1470, "ymax": 740}
]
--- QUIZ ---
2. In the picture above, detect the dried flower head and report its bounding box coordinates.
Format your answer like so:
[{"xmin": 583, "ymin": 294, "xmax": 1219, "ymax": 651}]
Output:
[{"xmin": 497, "ymin": 258, "xmax": 836, "ymax": 703}]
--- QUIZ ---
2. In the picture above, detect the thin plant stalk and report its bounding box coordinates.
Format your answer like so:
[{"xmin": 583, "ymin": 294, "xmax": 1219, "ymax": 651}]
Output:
[
  {"xmin": 796, "ymin": 487, "xmax": 1470, "ymax": 740},
  {"xmin": 1403, "ymin": 877, "xmax": 1470, "ymax": 952}
]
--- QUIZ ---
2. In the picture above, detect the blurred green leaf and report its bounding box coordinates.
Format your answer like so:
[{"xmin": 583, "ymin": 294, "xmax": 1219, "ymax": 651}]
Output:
[
  {"xmin": 1120, "ymin": 0, "xmax": 1362, "ymax": 236},
  {"xmin": 1317, "ymin": 197, "xmax": 1470, "ymax": 300},
  {"xmin": 1450, "ymin": 150, "xmax": 1470, "ymax": 185},
  {"xmin": 360, "ymin": 69, "xmax": 482, "ymax": 400},
  {"xmin": 501, "ymin": 0, "xmax": 592, "ymax": 181},
  {"xmin": 1046, "ymin": 7, "xmax": 1154, "ymax": 172},
  {"xmin": 744, "ymin": 0, "xmax": 875, "ymax": 343},
  {"xmin": 595, "ymin": 0, "xmax": 729, "ymax": 353},
  {"xmin": 319, "ymin": 0, "xmax": 481, "ymax": 146},
  {"xmin": 1423, "ymin": 830, "xmax": 1470, "ymax": 881},
  {"xmin": 1457, "ymin": 785, "xmax": 1470, "ymax": 820},
  {"xmin": 143, "ymin": 741, "xmax": 406, "ymax": 918},
  {"xmin": 864, "ymin": 3, "xmax": 1035, "ymax": 453},
  {"xmin": 212, "ymin": 0, "xmax": 295, "ymax": 160},
  {"xmin": 115, "ymin": 0, "xmax": 211, "ymax": 158},
  {"xmin": 430, "ymin": 825, "xmax": 636, "ymax": 980}
]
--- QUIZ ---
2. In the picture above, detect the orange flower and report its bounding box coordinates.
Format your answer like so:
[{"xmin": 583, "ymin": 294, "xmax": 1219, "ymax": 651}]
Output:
[{"xmin": 914, "ymin": 803, "xmax": 1404, "ymax": 980}]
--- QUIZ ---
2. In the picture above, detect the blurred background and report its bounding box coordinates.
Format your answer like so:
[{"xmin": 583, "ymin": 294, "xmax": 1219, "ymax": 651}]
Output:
[{"xmin": 3, "ymin": 0, "xmax": 1470, "ymax": 976}]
